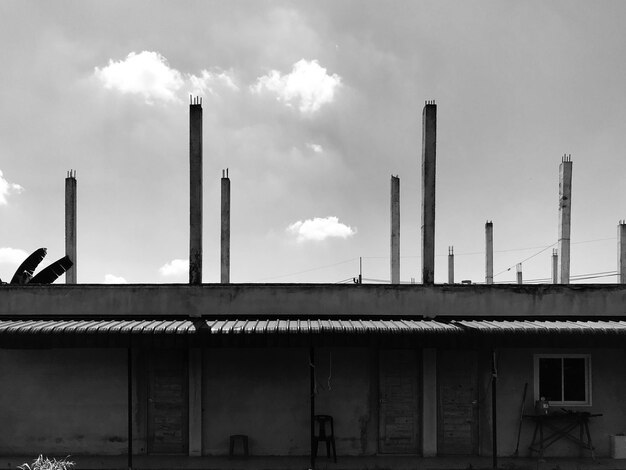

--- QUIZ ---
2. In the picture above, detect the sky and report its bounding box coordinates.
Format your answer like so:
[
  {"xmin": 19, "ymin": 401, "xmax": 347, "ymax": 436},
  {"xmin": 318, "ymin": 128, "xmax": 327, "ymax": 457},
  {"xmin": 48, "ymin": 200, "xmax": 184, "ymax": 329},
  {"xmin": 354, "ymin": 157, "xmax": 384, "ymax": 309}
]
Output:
[{"xmin": 1, "ymin": 0, "xmax": 626, "ymax": 285}]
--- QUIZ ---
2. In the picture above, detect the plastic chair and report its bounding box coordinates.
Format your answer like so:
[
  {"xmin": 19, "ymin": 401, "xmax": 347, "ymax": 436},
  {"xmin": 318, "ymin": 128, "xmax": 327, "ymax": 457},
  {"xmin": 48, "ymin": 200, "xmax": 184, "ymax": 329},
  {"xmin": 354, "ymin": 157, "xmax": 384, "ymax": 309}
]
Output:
[
  {"xmin": 229, "ymin": 434, "xmax": 249, "ymax": 458},
  {"xmin": 313, "ymin": 414, "xmax": 337, "ymax": 462}
]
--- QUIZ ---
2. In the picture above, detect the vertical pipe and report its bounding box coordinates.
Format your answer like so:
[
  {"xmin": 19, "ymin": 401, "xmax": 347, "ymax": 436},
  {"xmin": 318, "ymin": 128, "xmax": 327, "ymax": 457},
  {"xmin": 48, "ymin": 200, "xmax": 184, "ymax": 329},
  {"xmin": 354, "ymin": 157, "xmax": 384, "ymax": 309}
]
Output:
[
  {"xmin": 552, "ymin": 249, "xmax": 558, "ymax": 284},
  {"xmin": 618, "ymin": 221, "xmax": 626, "ymax": 284},
  {"xmin": 421, "ymin": 101, "xmax": 437, "ymax": 285},
  {"xmin": 448, "ymin": 246, "xmax": 454, "ymax": 284},
  {"xmin": 516, "ymin": 263, "xmax": 522, "ymax": 285},
  {"xmin": 390, "ymin": 175, "xmax": 400, "ymax": 284},
  {"xmin": 310, "ymin": 345, "xmax": 315, "ymax": 470},
  {"xmin": 485, "ymin": 221, "xmax": 493, "ymax": 284},
  {"xmin": 65, "ymin": 170, "xmax": 77, "ymax": 283},
  {"xmin": 221, "ymin": 170, "xmax": 230, "ymax": 284},
  {"xmin": 127, "ymin": 345, "xmax": 133, "ymax": 470},
  {"xmin": 189, "ymin": 96, "xmax": 203, "ymax": 284},
  {"xmin": 492, "ymin": 350, "xmax": 498, "ymax": 469},
  {"xmin": 558, "ymin": 155, "xmax": 573, "ymax": 284}
]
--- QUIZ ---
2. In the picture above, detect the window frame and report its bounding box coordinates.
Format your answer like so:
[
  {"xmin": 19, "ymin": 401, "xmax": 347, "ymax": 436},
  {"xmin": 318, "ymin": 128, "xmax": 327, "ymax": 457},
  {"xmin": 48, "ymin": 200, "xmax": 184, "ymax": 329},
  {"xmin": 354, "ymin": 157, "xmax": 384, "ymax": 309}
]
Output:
[{"xmin": 533, "ymin": 354, "xmax": 592, "ymax": 406}]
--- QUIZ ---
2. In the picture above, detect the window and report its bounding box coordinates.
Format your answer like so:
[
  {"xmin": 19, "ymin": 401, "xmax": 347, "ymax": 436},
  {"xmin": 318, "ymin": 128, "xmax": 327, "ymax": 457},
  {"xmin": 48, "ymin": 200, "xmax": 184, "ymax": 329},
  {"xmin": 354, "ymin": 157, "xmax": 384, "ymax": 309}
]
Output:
[{"xmin": 533, "ymin": 354, "xmax": 591, "ymax": 406}]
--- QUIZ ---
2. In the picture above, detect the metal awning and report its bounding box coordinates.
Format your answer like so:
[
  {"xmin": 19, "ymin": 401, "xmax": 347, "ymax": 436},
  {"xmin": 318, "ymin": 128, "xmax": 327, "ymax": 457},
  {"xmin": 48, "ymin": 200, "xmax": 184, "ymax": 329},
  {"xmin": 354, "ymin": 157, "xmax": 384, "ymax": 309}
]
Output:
[
  {"xmin": 454, "ymin": 319, "xmax": 626, "ymax": 334},
  {"xmin": 0, "ymin": 318, "xmax": 458, "ymax": 335},
  {"xmin": 1, "ymin": 318, "xmax": 626, "ymax": 335}
]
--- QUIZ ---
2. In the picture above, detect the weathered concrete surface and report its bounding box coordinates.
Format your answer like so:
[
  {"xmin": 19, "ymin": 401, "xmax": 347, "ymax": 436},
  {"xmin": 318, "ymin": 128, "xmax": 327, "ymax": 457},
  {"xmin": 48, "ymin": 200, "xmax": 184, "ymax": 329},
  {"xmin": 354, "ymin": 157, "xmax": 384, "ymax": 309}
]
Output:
[
  {"xmin": 314, "ymin": 348, "xmax": 377, "ymax": 456},
  {"xmin": 202, "ymin": 348, "xmax": 309, "ymax": 456},
  {"xmin": 422, "ymin": 348, "xmax": 437, "ymax": 456},
  {"xmin": 421, "ymin": 103, "xmax": 436, "ymax": 285},
  {"xmin": 189, "ymin": 102, "xmax": 203, "ymax": 285},
  {"xmin": 494, "ymin": 347, "xmax": 626, "ymax": 458},
  {"xmin": 2, "ymin": 284, "xmax": 626, "ymax": 317},
  {"xmin": 65, "ymin": 172, "xmax": 77, "ymax": 284},
  {"xmin": 390, "ymin": 176, "xmax": 400, "ymax": 285},
  {"xmin": 0, "ymin": 349, "xmax": 127, "ymax": 455},
  {"xmin": 189, "ymin": 348, "xmax": 202, "ymax": 456},
  {"xmin": 220, "ymin": 175, "xmax": 230, "ymax": 284},
  {"xmin": 3, "ymin": 455, "xmax": 624, "ymax": 470},
  {"xmin": 558, "ymin": 157, "xmax": 573, "ymax": 284},
  {"xmin": 485, "ymin": 222, "xmax": 493, "ymax": 284},
  {"xmin": 618, "ymin": 222, "xmax": 626, "ymax": 284}
]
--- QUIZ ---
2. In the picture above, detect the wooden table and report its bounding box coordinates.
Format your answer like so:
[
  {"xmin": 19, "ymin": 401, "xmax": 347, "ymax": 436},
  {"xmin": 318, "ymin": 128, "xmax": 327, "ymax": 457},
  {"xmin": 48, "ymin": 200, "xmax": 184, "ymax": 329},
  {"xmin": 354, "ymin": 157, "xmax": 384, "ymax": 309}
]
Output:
[{"xmin": 524, "ymin": 411, "xmax": 602, "ymax": 459}]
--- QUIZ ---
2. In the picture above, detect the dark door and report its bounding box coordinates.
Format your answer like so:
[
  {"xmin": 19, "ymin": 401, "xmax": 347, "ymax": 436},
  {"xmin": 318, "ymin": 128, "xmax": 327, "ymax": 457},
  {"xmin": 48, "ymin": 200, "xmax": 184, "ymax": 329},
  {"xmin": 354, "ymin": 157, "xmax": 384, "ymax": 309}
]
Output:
[
  {"xmin": 437, "ymin": 350, "xmax": 478, "ymax": 455},
  {"xmin": 148, "ymin": 349, "xmax": 188, "ymax": 454},
  {"xmin": 378, "ymin": 349, "xmax": 420, "ymax": 454}
]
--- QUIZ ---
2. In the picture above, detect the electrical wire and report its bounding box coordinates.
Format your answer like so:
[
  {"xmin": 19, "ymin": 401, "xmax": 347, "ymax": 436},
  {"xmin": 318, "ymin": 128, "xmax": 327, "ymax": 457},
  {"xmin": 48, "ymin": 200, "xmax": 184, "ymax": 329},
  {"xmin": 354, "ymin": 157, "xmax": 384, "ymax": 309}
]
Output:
[
  {"xmin": 253, "ymin": 257, "xmax": 357, "ymax": 282},
  {"xmin": 493, "ymin": 241, "xmax": 559, "ymax": 278}
]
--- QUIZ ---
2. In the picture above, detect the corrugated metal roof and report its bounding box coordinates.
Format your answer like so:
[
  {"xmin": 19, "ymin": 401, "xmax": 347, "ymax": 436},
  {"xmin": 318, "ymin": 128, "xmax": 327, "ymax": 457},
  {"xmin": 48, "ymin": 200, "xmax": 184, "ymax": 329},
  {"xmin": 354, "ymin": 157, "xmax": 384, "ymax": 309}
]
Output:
[
  {"xmin": 0, "ymin": 319, "xmax": 457, "ymax": 335},
  {"xmin": 453, "ymin": 319, "xmax": 626, "ymax": 334},
  {"xmin": 1, "ymin": 319, "xmax": 626, "ymax": 335}
]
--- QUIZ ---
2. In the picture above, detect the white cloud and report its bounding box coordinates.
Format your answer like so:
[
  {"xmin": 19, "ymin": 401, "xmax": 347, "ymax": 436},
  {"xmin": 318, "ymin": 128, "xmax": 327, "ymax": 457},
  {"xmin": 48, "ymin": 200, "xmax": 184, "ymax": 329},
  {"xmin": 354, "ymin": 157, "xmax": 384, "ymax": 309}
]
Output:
[
  {"xmin": 159, "ymin": 258, "xmax": 188, "ymax": 277},
  {"xmin": 104, "ymin": 274, "xmax": 127, "ymax": 284},
  {"xmin": 94, "ymin": 51, "xmax": 239, "ymax": 105},
  {"xmin": 190, "ymin": 69, "xmax": 239, "ymax": 96},
  {"xmin": 0, "ymin": 170, "xmax": 24, "ymax": 205},
  {"xmin": 251, "ymin": 59, "xmax": 341, "ymax": 113},
  {"xmin": 306, "ymin": 143, "xmax": 324, "ymax": 153},
  {"xmin": 0, "ymin": 247, "xmax": 28, "ymax": 264},
  {"xmin": 287, "ymin": 216, "xmax": 356, "ymax": 242},
  {"xmin": 94, "ymin": 51, "xmax": 184, "ymax": 104}
]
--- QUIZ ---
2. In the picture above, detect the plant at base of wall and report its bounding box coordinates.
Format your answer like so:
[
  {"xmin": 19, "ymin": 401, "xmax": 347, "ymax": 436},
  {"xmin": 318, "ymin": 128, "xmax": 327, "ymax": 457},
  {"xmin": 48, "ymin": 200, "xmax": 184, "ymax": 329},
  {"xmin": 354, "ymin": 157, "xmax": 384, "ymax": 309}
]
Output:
[{"xmin": 18, "ymin": 455, "xmax": 75, "ymax": 470}]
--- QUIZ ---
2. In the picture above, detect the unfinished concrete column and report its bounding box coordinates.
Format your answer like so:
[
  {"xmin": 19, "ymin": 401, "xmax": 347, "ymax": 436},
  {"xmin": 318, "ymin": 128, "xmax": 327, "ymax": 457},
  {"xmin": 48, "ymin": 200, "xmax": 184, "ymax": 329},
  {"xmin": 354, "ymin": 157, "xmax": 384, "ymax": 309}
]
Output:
[
  {"xmin": 188, "ymin": 348, "xmax": 202, "ymax": 456},
  {"xmin": 421, "ymin": 100, "xmax": 436, "ymax": 285},
  {"xmin": 448, "ymin": 246, "xmax": 454, "ymax": 284},
  {"xmin": 618, "ymin": 221, "xmax": 626, "ymax": 284},
  {"xmin": 189, "ymin": 96, "xmax": 203, "ymax": 284},
  {"xmin": 516, "ymin": 263, "xmax": 523, "ymax": 285},
  {"xmin": 558, "ymin": 155, "xmax": 572, "ymax": 284},
  {"xmin": 65, "ymin": 170, "xmax": 77, "ymax": 284},
  {"xmin": 390, "ymin": 175, "xmax": 400, "ymax": 284},
  {"xmin": 422, "ymin": 348, "xmax": 437, "ymax": 456},
  {"xmin": 221, "ymin": 169, "xmax": 230, "ymax": 284},
  {"xmin": 552, "ymin": 249, "xmax": 558, "ymax": 284},
  {"xmin": 485, "ymin": 221, "xmax": 493, "ymax": 284}
]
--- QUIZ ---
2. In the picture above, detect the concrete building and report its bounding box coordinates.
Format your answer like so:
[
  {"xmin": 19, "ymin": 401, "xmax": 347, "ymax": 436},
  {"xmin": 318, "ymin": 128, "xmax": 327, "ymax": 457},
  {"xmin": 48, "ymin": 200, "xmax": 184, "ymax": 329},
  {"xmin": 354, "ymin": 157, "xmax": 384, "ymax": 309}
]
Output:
[
  {"xmin": 3, "ymin": 101, "xmax": 626, "ymax": 470},
  {"xmin": 2, "ymin": 284, "xmax": 626, "ymax": 469}
]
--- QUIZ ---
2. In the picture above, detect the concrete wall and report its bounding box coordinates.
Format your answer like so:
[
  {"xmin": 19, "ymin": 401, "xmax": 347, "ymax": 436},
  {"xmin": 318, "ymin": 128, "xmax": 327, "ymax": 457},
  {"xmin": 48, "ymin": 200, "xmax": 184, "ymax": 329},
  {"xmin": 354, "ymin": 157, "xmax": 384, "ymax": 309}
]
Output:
[
  {"xmin": 4, "ymin": 284, "xmax": 626, "ymax": 318},
  {"xmin": 494, "ymin": 348, "xmax": 626, "ymax": 458},
  {"xmin": 0, "ymin": 349, "xmax": 127, "ymax": 455},
  {"xmin": 313, "ymin": 348, "xmax": 377, "ymax": 455},
  {"xmin": 201, "ymin": 347, "xmax": 378, "ymax": 457},
  {"xmin": 202, "ymin": 348, "xmax": 309, "ymax": 456}
]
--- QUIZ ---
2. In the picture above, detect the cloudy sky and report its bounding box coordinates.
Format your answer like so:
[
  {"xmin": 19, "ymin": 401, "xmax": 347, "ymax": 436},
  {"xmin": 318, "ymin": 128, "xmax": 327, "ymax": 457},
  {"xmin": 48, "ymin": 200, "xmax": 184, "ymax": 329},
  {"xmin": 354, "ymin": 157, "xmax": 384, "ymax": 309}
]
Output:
[{"xmin": 1, "ymin": 1, "xmax": 626, "ymax": 285}]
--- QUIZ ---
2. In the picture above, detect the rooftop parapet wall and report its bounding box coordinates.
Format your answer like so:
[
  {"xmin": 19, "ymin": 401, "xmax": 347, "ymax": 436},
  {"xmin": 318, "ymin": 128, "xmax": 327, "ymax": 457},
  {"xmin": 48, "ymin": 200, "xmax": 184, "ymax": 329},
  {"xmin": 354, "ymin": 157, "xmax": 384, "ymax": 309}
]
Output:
[{"xmin": 1, "ymin": 284, "xmax": 626, "ymax": 318}]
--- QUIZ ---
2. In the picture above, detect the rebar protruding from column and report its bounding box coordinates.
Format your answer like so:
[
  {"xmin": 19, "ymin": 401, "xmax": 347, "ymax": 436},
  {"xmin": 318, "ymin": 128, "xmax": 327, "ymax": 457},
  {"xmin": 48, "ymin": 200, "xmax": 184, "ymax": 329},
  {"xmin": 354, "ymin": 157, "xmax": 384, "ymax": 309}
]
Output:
[
  {"xmin": 485, "ymin": 221, "xmax": 493, "ymax": 284},
  {"xmin": 421, "ymin": 101, "xmax": 436, "ymax": 285},
  {"xmin": 390, "ymin": 175, "xmax": 400, "ymax": 284},
  {"xmin": 65, "ymin": 170, "xmax": 77, "ymax": 284},
  {"xmin": 618, "ymin": 221, "xmax": 626, "ymax": 284},
  {"xmin": 189, "ymin": 97, "xmax": 203, "ymax": 284},
  {"xmin": 558, "ymin": 155, "xmax": 573, "ymax": 284},
  {"xmin": 221, "ymin": 169, "xmax": 231, "ymax": 284},
  {"xmin": 448, "ymin": 246, "xmax": 454, "ymax": 284}
]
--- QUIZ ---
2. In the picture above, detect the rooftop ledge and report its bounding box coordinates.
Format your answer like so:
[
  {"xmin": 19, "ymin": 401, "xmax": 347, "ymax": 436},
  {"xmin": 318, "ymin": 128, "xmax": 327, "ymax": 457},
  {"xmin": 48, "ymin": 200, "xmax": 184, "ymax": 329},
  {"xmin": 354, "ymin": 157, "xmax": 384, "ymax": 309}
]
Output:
[{"xmin": 1, "ymin": 283, "xmax": 626, "ymax": 318}]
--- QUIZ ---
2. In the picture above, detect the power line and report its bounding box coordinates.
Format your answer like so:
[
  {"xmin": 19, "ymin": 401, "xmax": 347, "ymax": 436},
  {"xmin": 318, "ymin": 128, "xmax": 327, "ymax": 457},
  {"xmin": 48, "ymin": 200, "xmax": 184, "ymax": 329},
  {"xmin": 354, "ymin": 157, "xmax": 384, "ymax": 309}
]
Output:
[
  {"xmin": 494, "ymin": 241, "xmax": 559, "ymax": 278},
  {"xmin": 253, "ymin": 257, "xmax": 357, "ymax": 282}
]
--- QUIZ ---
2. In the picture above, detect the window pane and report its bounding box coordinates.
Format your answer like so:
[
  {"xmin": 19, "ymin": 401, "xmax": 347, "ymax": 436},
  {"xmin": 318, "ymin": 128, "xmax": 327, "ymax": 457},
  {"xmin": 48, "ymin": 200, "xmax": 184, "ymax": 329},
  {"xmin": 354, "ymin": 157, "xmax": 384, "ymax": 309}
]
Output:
[
  {"xmin": 563, "ymin": 358, "xmax": 586, "ymax": 402},
  {"xmin": 539, "ymin": 358, "xmax": 562, "ymax": 402}
]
